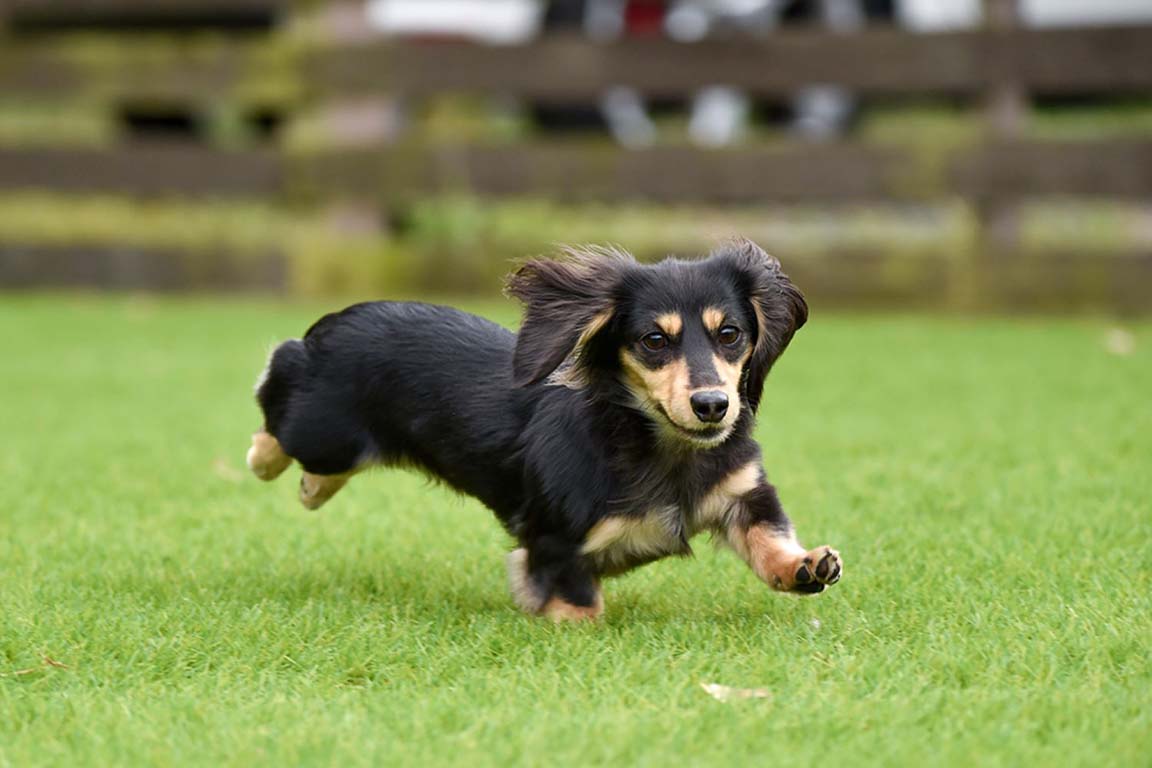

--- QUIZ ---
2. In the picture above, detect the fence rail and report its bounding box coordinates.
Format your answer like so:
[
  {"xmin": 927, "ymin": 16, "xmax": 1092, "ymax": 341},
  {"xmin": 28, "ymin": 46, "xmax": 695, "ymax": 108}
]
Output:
[
  {"xmin": 0, "ymin": 147, "xmax": 281, "ymax": 196},
  {"xmin": 4, "ymin": 26, "xmax": 1151, "ymax": 100},
  {"xmin": 0, "ymin": 39, "xmax": 294, "ymax": 103},
  {"xmin": 317, "ymin": 26, "xmax": 1152, "ymax": 98},
  {"xmin": 5, "ymin": 140, "xmax": 1150, "ymax": 204},
  {"xmin": 1, "ymin": 5, "xmax": 1151, "ymax": 306},
  {"xmin": 0, "ymin": 0, "xmax": 287, "ymax": 28},
  {"xmin": 305, "ymin": 140, "xmax": 1152, "ymax": 204}
]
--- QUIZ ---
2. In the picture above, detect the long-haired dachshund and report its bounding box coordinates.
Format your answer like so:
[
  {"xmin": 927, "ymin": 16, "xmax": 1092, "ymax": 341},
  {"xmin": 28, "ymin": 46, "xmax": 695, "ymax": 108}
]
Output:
[{"xmin": 246, "ymin": 239, "xmax": 841, "ymax": 620}]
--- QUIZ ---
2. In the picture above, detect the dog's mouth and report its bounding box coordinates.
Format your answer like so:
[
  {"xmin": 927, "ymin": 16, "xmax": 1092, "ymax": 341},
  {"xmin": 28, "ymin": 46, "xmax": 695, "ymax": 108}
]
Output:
[
  {"xmin": 655, "ymin": 405, "xmax": 731, "ymax": 447},
  {"xmin": 621, "ymin": 381, "xmax": 734, "ymax": 449}
]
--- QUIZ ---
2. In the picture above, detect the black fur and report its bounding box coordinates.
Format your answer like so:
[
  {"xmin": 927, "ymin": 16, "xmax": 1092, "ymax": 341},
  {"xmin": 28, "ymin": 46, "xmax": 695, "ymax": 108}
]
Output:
[{"xmin": 252, "ymin": 240, "xmax": 833, "ymax": 615}]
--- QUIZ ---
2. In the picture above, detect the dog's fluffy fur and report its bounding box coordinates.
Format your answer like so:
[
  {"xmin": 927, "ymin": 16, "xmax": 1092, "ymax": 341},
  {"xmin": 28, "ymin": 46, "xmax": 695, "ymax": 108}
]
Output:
[{"xmin": 247, "ymin": 240, "xmax": 841, "ymax": 620}]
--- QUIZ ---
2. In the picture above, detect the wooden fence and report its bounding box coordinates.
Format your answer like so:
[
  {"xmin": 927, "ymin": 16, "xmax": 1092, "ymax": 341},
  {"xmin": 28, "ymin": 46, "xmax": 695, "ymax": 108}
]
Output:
[{"xmin": 1, "ymin": 0, "xmax": 1151, "ymax": 306}]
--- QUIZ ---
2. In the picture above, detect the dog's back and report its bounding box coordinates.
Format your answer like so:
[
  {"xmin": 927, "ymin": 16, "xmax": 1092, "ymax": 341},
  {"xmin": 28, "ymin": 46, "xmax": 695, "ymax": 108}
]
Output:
[{"xmin": 249, "ymin": 301, "xmax": 529, "ymax": 513}]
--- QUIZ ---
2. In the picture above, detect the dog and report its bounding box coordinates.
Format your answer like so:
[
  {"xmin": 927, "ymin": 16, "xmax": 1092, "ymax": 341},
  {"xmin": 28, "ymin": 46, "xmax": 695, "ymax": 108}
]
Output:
[{"xmin": 246, "ymin": 239, "xmax": 841, "ymax": 620}]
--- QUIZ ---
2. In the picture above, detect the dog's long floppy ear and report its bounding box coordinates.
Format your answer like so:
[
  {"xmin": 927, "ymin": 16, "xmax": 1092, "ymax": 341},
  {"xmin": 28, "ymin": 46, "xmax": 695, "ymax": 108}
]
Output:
[
  {"xmin": 505, "ymin": 247, "xmax": 631, "ymax": 387},
  {"xmin": 724, "ymin": 239, "xmax": 808, "ymax": 412}
]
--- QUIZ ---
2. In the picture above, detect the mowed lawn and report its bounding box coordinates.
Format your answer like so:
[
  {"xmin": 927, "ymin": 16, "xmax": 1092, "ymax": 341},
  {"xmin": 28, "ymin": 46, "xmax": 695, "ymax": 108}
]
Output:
[{"xmin": 1, "ymin": 295, "xmax": 1149, "ymax": 767}]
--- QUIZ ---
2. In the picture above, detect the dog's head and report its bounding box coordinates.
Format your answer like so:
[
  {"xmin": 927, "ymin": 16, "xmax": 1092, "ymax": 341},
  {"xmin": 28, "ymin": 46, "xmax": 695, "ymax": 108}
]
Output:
[{"xmin": 506, "ymin": 240, "xmax": 807, "ymax": 448}]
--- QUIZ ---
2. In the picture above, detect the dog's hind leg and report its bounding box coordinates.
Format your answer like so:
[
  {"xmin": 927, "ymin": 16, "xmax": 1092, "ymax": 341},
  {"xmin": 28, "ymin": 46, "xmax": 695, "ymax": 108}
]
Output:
[
  {"xmin": 506, "ymin": 546, "xmax": 604, "ymax": 622},
  {"xmin": 277, "ymin": 420, "xmax": 373, "ymax": 510},
  {"xmin": 247, "ymin": 431, "xmax": 293, "ymax": 481}
]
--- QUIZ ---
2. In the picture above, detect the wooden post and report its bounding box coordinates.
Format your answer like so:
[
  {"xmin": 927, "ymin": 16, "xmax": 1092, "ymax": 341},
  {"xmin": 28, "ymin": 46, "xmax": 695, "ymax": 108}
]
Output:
[
  {"xmin": 982, "ymin": 0, "xmax": 1027, "ymax": 138},
  {"xmin": 302, "ymin": 0, "xmax": 398, "ymax": 295},
  {"xmin": 972, "ymin": 0, "xmax": 1027, "ymax": 307}
]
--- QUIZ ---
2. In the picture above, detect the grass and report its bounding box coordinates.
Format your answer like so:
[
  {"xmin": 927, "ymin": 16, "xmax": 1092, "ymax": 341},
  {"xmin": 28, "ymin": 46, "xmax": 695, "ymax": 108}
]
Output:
[{"xmin": 1, "ymin": 295, "xmax": 1150, "ymax": 767}]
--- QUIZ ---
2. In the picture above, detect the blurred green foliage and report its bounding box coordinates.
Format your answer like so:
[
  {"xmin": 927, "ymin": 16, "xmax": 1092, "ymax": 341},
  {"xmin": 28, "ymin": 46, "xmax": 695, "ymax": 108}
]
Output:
[{"xmin": 2, "ymin": 191, "xmax": 1149, "ymax": 300}]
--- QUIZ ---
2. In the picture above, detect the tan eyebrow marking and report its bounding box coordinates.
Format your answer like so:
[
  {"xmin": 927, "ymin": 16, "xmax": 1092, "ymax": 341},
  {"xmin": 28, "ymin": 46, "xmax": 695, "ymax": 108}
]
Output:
[
  {"xmin": 654, "ymin": 312, "xmax": 683, "ymax": 337},
  {"xmin": 702, "ymin": 307, "xmax": 725, "ymax": 333}
]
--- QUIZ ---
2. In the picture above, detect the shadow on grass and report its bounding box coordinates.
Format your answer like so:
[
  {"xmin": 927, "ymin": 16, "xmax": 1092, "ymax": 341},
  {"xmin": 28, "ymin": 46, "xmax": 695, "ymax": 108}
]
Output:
[
  {"xmin": 92, "ymin": 550, "xmax": 819, "ymax": 634},
  {"xmin": 91, "ymin": 552, "xmax": 511, "ymax": 622}
]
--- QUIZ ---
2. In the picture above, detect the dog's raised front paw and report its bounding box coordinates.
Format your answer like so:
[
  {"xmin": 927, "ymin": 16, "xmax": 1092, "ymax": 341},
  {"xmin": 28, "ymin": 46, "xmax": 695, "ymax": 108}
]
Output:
[{"xmin": 787, "ymin": 546, "xmax": 842, "ymax": 594}]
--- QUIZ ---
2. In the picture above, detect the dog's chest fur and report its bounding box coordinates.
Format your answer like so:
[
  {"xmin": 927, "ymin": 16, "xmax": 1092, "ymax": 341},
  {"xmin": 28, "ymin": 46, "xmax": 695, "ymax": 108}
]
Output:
[
  {"xmin": 576, "ymin": 453, "xmax": 755, "ymax": 573},
  {"xmin": 581, "ymin": 475, "xmax": 743, "ymax": 575},
  {"xmin": 581, "ymin": 505, "xmax": 687, "ymax": 574}
]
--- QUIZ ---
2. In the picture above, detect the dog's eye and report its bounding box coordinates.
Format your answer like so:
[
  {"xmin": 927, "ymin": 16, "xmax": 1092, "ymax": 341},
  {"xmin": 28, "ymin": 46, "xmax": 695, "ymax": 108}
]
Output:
[
  {"xmin": 641, "ymin": 332, "xmax": 668, "ymax": 351},
  {"xmin": 718, "ymin": 326, "xmax": 742, "ymax": 346}
]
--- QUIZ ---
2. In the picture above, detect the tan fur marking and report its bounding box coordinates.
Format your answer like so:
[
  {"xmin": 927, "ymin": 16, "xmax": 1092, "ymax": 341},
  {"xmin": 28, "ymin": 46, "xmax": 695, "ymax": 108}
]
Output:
[
  {"xmin": 714, "ymin": 351, "xmax": 747, "ymax": 400},
  {"xmin": 582, "ymin": 517, "xmax": 631, "ymax": 553},
  {"xmin": 702, "ymin": 307, "xmax": 725, "ymax": 333},
  {"xmin": 578, "ymin": 309, "xmax": 613, "ymax": 349},
  {"xmin": 655, "ymin": 312, "xmax": 683, "ymax": 337},
  {"xmin": 619, "ymin": 345, "xmax": 750, "ymax": 442},
  {"xmin": 750, "ymin": 301, "xmax": 769, "ymax": 357},
  {"xmin": 546, "ymin": 308, "xmax": 614, "ymax": 389},
  {"xmin": 247, "ymin": 432, "xmax": 292, "ymax": 481},
  {"xmin": 620, "ymin": 349, "xmax": 698, "ymax": 433},
  {"xmin": 740, "ymin": 524, "xmax": 808, "ymax": 589},
  {"xmin": 693, "ymin": 461, "xmax": 763, "ymax": 531},
  {"xmin": 298, "ymin": 471, "xmax": 355, "ymax": 510},
  {"xmin": 737, "ymin": 526, "xmax": 843, "ymax": 593},
  {"xmin": 741, "ymin": 529, "xmax": 806, "ymax": 582},
  {"xmin": 582, "ymin": 515, "xmax": 676, "ymax": 558},
  {"xmin": 703, "ymin": 348, "xmax": 750, "ymax": 432},
  {"xmin": 542, "ymin": 594, "xmax": 603, "ymax": 622}
]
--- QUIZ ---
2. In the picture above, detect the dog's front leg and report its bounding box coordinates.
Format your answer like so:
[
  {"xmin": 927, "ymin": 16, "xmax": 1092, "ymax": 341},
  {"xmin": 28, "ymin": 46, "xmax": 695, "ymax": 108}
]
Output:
[
  {"xmin": 507, "ymin": 535, "xmax": 603, "ymax": 622},
  {"xmin": 725, "ymin": 483, "xmax": 842, "ymax": 594}
]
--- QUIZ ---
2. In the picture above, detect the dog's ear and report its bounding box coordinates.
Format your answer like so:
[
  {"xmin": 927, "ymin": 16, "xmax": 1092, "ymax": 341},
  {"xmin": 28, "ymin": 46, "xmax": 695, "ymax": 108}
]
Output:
[
  {"xmin": 721, "ymin": 239, "xmax": 808, "ymax": 412},
  {"xmin": 505, "ymin": 247, "xmax": 631, "ymax": 387}
]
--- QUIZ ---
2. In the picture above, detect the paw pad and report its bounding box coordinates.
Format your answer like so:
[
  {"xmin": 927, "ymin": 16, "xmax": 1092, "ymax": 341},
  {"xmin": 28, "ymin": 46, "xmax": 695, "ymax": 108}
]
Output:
[{"xmin": 791, "ymin": 547, "xmax": 841, "ymax": 594}]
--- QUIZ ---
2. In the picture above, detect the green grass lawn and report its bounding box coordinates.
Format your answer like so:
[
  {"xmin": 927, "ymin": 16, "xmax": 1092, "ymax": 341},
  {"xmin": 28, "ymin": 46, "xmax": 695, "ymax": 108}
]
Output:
[{"xmin": 1, "ymin": 295, "xmax": 1150, "ymax": 767}]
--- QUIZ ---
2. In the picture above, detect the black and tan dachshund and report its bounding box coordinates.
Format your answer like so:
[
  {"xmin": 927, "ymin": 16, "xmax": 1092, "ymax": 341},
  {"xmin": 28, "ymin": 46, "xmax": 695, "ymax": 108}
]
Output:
[{"xmin": 247, "ymin": 240, "xmax": 841, "ymax": 620}]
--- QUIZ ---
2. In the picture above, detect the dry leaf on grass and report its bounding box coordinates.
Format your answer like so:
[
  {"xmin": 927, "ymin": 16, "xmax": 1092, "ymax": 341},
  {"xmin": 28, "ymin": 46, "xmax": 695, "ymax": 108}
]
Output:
[
  {"xmin": 700, "ymin": 682, "xmax": 771, "ymax": 702},
  {"xmin": 1104, "ymin": 328, "xmax": 1136, "ymax": 356}
]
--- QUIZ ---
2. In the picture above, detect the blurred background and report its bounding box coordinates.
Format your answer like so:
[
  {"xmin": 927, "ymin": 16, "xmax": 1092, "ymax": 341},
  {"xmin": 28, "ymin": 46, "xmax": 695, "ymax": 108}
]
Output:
[{"xmin": 1, "ymin": 0, "xmax": 1150, "ymax": 310}]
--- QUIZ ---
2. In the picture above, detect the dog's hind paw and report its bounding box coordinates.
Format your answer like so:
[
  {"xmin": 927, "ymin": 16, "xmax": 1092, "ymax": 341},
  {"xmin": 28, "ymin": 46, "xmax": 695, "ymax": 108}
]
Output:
[
  {"xmin": 542, "ymin": 596, "xmax": 603, "ymax": 622},
  {"xmin": 507, "ymin": 548, "xmax": 604, "ymax": 621},
  {"xmin": 247, "ymin": 432, "xmax": 292, "ymax": 481},
  {"xmin": 787, "ymin": 546, "xmax": 842, "ymax": 594},
  {"xmin": 298, "ymin": 472, "xmax": 350, "ymax": 510}
]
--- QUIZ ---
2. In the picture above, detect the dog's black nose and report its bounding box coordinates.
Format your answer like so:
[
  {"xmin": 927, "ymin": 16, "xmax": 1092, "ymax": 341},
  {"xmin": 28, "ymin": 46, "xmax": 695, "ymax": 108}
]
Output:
[{"xmin": 690, "ymin": 391, "xmax": 728, "ymax": 423}]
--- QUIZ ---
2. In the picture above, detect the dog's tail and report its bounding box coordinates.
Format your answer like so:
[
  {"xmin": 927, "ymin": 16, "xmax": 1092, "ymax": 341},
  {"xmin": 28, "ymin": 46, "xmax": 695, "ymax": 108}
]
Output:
[{"xmin": 254, "ymin": 339, "xmax": 308, "ymax": 435}]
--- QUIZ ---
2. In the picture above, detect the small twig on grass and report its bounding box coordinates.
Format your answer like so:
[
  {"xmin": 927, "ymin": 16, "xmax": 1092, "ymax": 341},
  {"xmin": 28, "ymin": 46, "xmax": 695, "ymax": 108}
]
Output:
[
  {"xmin": 1, "ymin": 655, "xmax": 70, "ymax": 677},
  {"xmin": 4, "ymin": 666, "xmax": 42, "ymax": 677}
]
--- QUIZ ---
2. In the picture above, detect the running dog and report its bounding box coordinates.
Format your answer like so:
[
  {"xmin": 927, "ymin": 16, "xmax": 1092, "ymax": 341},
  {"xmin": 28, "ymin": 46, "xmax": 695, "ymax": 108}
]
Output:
[{"xmin": 246, "ymin": 240, "xmax": 841, "ymax": 620}]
